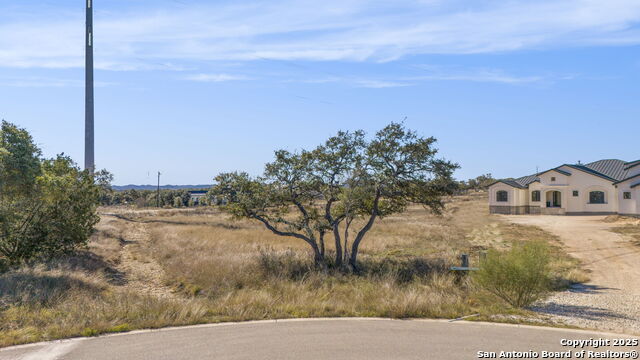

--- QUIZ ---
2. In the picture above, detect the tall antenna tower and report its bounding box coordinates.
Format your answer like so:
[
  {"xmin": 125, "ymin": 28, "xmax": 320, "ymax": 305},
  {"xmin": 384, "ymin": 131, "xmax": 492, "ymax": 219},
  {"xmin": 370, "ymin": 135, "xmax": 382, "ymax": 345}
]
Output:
[{"xmin": 85, "ymin": 0, "xmax": 95, "ymax": 171}]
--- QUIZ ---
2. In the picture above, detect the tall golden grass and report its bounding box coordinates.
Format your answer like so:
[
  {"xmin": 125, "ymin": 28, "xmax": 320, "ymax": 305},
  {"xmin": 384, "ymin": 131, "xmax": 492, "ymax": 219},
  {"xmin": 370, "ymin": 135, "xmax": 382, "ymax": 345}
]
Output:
[{"xmin": 0, "ymin": 193, "xmax": 584, "ymax": 347}]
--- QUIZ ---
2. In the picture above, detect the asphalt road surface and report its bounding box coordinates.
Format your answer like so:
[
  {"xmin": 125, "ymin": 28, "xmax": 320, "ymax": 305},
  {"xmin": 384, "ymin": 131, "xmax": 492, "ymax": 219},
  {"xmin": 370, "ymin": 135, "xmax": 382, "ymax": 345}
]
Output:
[{"xmin": 1, "ymin": 319, "xmax": 637, "ymax": 360}]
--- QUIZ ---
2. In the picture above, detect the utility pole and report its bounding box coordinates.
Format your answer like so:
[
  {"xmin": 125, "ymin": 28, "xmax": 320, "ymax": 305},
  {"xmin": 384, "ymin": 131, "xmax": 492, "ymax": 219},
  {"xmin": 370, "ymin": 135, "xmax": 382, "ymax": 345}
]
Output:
[
  {"xmin": 157, "ymin": 171, "xmax": 161, "ymax": 207},
  {"xmin": 85, "ymin": 0, "xmax": 95, "ymax": 172}
]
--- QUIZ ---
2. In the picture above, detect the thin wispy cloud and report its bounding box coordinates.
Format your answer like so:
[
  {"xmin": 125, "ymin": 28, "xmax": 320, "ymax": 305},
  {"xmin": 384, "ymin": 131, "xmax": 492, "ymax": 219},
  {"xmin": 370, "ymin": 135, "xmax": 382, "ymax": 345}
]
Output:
[
  {"xmin": 292, "ymin": 76, "xmax": 410, "ymax": 88},
  {"xmin": 1, "ymin": 0, "xmax": 639, "ymax": 70},
  {"xmin": 410, "ymin": 66, "xmax": 547, "ymax": 84},
  {"xmin": 0, "ymin": 76, "xmax": 115, "ymax": 88},
  {"xmin": 285, "ymin": 66, "xmax": 557, "ymax": 88},
  {"xmin": 354, "ymin": 80, "xmax": 412, "ymax": 88},
  {"xmin": 183, "ymin": 73, "xmax": 252, "ymax": 82}
]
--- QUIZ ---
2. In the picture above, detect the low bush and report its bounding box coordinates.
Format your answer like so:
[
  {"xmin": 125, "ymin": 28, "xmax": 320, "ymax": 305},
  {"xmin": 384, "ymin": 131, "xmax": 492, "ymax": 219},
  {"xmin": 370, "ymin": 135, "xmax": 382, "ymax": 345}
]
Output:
[
  {"xmin": 473, "ymin": 241, "xmax": 552, "ymax": 308},
  {"xmin": 0, "ymin": 121, "xmax": 104, "ymax": 268}
]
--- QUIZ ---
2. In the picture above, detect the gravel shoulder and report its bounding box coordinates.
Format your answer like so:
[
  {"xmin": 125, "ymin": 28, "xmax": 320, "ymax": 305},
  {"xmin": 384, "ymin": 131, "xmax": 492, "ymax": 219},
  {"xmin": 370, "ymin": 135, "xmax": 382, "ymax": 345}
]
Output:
[{"xmin": 502, "ymin": 215, "xmax": 640, "ymax": 335}]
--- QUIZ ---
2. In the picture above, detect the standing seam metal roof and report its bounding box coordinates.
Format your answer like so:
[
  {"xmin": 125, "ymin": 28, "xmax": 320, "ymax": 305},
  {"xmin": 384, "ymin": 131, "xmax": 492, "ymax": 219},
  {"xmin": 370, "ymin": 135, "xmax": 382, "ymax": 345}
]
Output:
[
  {"xmin": 580, "ymin": 159, "xmax": 628, "ymax": 181},
  {"xmin": 513, "ymin": 175, "xmax": 539, "ymax": 187},
  {"xmin": 494, "ymin": 159, "xmax": 634, "ymax": 188},
  {"xmin": 625, "ymin": 160, "xmax": 640, "ymax": 170}
]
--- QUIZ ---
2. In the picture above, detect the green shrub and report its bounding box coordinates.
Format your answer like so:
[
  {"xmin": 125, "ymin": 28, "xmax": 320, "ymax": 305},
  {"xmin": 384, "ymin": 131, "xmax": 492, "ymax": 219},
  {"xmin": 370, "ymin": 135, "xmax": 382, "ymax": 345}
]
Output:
[
  {"xmin": 0, "ymin": 121, "xmax": 102, "ymax": 267},
  {"xmin": 108, "ymin": 323, "xmax": 131, "ymax": 333},
  {"xmin": 473, "ymin": 241, "xmax": 552, "ymax": 308},
  {"xmin": 81, "ymin": 328, "xmax": 99, "ymax": 337}
]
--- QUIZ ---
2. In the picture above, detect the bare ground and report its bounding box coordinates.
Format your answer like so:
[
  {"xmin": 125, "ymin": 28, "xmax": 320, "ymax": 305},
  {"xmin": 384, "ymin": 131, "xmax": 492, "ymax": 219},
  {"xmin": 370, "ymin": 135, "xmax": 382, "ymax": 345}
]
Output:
[
  {"xmin": 96, "ymin": 212, "xmax": 176, "ymax": 298},
  {"xmin": 0, "ymin": 195, "xmax": 592, "ymax": 347},
  {"xmin": 503, "ymin": 215, "xmax": 640, "ymax": 334}
]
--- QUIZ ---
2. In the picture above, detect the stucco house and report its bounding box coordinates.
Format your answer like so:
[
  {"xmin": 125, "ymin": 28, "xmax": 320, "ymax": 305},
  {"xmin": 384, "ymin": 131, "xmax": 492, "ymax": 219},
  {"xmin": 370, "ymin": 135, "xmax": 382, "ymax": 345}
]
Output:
[{"xmin": 488, "ymin": 159, "xmax": 640, "ymax": 216}]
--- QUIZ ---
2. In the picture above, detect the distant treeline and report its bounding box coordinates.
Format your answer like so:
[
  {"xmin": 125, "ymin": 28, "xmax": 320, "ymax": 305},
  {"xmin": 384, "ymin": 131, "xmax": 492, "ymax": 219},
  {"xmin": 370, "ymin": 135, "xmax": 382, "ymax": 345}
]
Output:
[
  {"xmin": 101, "ymin": 174, "xmax": 496, "ymax": 208},
  {"xmin": 455, "ymin": 173, "xmax": 496, "ymax": 193},
  {"xmin": 112, "ymin": 184, "xmax": 211, "ymax": 191},
  {"xmin": 100, "ymin": 188, "xmax": 214, "ymax": 207}
]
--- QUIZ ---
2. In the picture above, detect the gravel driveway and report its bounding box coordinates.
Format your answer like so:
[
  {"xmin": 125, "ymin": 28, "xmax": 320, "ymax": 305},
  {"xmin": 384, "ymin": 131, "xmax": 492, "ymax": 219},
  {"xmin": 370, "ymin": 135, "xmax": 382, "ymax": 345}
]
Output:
[{"xmin": 503, "ymin": 215, "xmax": 640, "ymax": 335}]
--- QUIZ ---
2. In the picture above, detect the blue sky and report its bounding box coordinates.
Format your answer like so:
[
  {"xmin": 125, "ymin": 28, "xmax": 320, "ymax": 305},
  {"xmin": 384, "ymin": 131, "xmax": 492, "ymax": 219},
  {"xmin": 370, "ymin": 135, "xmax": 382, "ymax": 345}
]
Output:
[{"xmin": 0, "ymin": 0, "xmax": 639, "ymax": 185}]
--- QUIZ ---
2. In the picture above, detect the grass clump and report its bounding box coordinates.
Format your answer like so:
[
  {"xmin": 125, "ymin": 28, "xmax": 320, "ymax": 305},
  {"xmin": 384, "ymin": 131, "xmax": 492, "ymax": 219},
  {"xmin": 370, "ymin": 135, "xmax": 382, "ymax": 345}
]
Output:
[
  {"xmin": 0, "ymin": 267, "xmax": 209, "ymax": 347},
  {"xmin": 473, "ymin": 241, "xmax": 552, "ymax": 308},
  {"xmin": 0, "ymin": 193, "xmax": 586, "ymax": 347},
  {"xmin": 108, "ymin": 323, "xmax": 131, "ymax": 333},
  {"xmin": 611, "ymin": 224, "xmax": 640, "ymax": 246},
  {"xmin": 81, "ymin": 328, "xmax": 99, "ymax": 337}
]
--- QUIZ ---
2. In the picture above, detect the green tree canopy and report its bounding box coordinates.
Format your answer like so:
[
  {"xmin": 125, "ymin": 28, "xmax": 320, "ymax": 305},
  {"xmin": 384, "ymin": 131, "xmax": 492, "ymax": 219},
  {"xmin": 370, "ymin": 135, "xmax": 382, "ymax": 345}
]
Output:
[
  {"xmin": 0, "ymin": 120, "xmax": 42, "ymax": 197},
  {"xmin": 458, "ymin": 173, "xmax": 496, "ymax": 192},
  {"xmin": 0, "ymin": 121, "xmax": 103, "ymax": 268},
  {"xmin": 211, "ymin": 123, "xmax": 459, "ymax": 269}
]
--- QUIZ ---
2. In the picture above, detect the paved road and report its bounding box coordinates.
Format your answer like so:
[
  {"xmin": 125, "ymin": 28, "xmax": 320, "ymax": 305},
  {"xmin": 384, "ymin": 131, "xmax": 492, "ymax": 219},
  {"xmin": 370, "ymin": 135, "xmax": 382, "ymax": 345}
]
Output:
[{"xmin": 1, "ymin": 319, "xmax": 637, "ymax": 360}]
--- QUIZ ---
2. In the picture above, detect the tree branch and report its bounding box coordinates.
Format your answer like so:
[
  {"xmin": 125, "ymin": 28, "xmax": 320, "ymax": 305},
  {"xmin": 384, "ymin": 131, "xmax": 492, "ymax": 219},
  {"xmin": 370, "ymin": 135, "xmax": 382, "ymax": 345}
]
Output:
[
  {"xmin": 349, "ymin": 188, "xmax": 381, "ymax": 267},
  {"xmin": 252, "ymin": 214, "xmax": 317, "ymax": 249}
]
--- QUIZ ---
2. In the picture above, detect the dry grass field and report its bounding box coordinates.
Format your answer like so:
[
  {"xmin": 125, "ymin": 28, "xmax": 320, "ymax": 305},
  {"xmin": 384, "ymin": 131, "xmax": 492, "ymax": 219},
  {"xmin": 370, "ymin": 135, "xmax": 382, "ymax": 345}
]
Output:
[
  {"xmin": 0, "ymin": 193, "xmax": 585, "ymax": 347},
  {"xmin": 607, "ymin": 216, "xmax": 640, "ymax": 246}
]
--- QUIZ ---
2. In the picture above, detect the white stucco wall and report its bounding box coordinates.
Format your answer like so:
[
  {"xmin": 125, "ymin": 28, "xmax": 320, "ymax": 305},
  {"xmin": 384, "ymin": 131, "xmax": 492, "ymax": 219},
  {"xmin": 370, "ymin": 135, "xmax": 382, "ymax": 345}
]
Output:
[
  {"xmin": 516, "ymin": 188, "xmax": 528, "ymax": 205},
  {"xmin": 489, "ymin": 164, "xmax": 640, "ymax": 216},
  {"xmin": 537, "ymin": 169, "xmax": 571, "ymax": 210},
  {"xmin": 488, "ymin": 183, "xmax": 519, "ymax": 206},
  {"xmin": 528, "ymin": 182, "xmax": 543, "ymax": 207},
  {"xmin": 555, "ymin": 166, "xmax": 618, "ymax": 213},
  {"xmin": 495, "ymin": 167, "xmax": 619, "ymax": 214},
  {"xmin": 617, "ymin": 180, "xmax": 638, "ymax": 215},
  {"xmin": 538, "ymin": 170, "xmax": 570, "ymax": 186}
]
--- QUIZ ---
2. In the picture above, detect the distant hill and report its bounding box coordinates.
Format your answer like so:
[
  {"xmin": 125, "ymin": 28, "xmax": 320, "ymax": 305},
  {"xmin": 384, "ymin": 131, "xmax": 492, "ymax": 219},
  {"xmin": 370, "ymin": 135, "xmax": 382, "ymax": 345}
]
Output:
[{"xmin": 112, "ymin": 184, "xmax": 212, "ymax": 191}]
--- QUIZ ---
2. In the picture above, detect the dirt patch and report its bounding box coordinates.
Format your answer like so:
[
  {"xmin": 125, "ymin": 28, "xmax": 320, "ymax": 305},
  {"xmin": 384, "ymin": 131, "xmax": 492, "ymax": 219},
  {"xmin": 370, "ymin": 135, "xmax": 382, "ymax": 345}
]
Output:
[
  {"xmin": 610, "ymin": 224, "xmax": 640, "ymax": 247},
  {"xmin": 95, "ymin": 212, "xmax": 177, "ymax": 299},
  {"xmin": 503, "ymin": 215, "xmax": 640, "ymax": 335},
  {"xmin": 0, "ymin": 195, "xmax": 588, "ymax": 347},
  {"xmin": 603, "ymin": 215, "xmax": 640, "ymax": 224}
]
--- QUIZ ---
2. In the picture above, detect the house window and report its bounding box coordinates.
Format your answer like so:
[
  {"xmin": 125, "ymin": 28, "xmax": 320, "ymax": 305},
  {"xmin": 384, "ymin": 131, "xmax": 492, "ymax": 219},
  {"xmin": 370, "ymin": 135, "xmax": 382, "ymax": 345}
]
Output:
[
  {"xmin": 589, "ymin": 191, "xmax": 605, "ymax": 204},
  {"xmin": 551, "ymin": 177, "xmax": 556, "ymax": 182},
  {"xmin": 573, "ymin": 190, "xmax": 579, "ymax": 197},
  {"xmin": 496, "ymin": 190, "xmax": 508, "ymax": 202},
  {"xmin": 531, "ymin": 190, "xmax": 540, "ymax": 202},
  {"xmin": 623, "ymin": 192, "xmax": 632, "ymax": 200}
]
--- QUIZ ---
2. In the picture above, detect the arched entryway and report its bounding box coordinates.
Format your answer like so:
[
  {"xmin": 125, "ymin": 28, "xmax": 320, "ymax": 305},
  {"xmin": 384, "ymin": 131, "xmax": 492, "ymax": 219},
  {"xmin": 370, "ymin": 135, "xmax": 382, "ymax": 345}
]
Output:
[{"xmin": 546, "ymin": 190, "xmax": 562, "ymax": 208}]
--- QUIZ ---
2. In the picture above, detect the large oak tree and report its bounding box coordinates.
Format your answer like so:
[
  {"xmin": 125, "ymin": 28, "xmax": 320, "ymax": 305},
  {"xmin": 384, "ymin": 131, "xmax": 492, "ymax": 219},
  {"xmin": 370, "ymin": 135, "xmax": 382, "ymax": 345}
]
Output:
[{"xmin": 211, "ymin": 123, "xmax": 458, "ymax": 270}]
